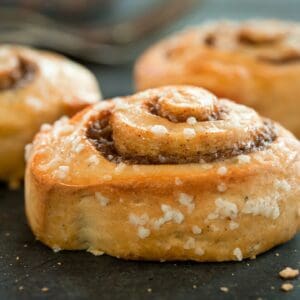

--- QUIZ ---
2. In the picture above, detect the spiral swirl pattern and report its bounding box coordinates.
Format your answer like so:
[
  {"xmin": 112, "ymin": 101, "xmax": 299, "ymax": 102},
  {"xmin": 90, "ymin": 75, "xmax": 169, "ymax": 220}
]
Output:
[
  {"xmin": 0, "ymin": 45, "xmax": 101, "ymax": 186},
  {"xmin": 87, "ymin": 86, "xmax": 276, "ymax": 164},
  {"xmin": 164, "ymin": 20, "xmax": 300, "ymax": 65}
]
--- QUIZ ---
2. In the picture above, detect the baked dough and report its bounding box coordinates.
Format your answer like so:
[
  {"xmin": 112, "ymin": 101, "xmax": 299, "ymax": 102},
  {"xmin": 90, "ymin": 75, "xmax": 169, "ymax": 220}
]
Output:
[
  {"xmin": 135, "ymin": 20, "xmax": 300, "ymax": 137},
  {"xmin": 0, "ymin": 45, "xmax": 101, "ymax": 187},
  {"xmin": 25, "ymin": 86, "xmax": 300, "ymax": 261}
]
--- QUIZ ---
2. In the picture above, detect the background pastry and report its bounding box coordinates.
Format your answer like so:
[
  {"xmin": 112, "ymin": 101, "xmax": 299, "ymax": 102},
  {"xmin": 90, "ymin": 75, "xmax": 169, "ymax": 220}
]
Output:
[
  {"xmin": 0, "ymin": 45, "xmax": 101, "ymax": 187},
  {"xmin": 135, "ymin": 20, "xmax": 300, "ymax": 137},
  {"xmin": 25, "ymin": 86, "xmax": 300, "ymax": 262}
]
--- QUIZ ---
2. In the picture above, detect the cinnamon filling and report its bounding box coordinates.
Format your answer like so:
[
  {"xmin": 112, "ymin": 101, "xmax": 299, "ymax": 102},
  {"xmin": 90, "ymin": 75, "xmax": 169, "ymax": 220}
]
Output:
[
  {"xmin": 258, "ymin": 53, "xmax": 300, "ymax": 64},
  {"xmin": 204, "ymin": 34, "xmax": 216, "ymax": 47},
  {"xmin": 238, "ymin": 32, "xmax": 280, "ymax": 46},
  {"xmin": 0, "ymin": 56, "xmax": 36, "ymax": 91},
  {"xmin": 86, "ymin": 111, "xmax": 277, "ymax": 165}
]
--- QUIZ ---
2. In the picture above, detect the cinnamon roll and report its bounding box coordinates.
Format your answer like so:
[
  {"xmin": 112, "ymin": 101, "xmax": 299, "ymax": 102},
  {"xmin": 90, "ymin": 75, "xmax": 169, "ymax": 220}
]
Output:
[
  {"xmin": 135, "ymin": 20, "xmax": 300, "ymax": 137},
  {"xmin": 25, "ymin": 86, "xmax": 300, "ymax": 262},
  {"xmin": 0, "ymin": 45, "xmax": 101, "ymax": 187}
]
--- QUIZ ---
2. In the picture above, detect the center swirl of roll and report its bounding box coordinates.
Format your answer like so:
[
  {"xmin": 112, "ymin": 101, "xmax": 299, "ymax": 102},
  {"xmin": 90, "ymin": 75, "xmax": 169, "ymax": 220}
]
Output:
[
  {"xmin": 201, "ymin": 21, "xmax": 300, "ymax": 64},
  {"xmin": 165, "ymin": 21, "xmax": 300, "ymax": 65},
  {"xmin": 0, "ymin": 48, "xmax": 35, "ymax": 90},
  {"xmin": 147, "ymin": 87, "xmax": 220, "ymax": 122},
  {"xmin": 87, "ymin": 86, "xmax": 276, "ymax": 164}
]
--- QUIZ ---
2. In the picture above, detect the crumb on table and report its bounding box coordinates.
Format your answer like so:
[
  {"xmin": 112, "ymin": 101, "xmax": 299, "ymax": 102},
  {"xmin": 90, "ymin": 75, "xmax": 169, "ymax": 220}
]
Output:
[
  {"xmin": 279, "ymin": 267, "xmax": 299, "ymax": 279},
  {"xmin": 281, "ymin": 283, "xmax": 294, "ymax": 292},
  {"xmin": 220, "ymin": 286, "xmax": 229, "ymax": 293}
]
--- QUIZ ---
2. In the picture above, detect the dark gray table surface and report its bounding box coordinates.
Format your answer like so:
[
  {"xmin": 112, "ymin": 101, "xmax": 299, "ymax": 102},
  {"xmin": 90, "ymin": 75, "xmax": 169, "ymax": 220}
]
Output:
[{"xmin": 1, "ymin": 0, "xmax": 300, "ymax": 299}]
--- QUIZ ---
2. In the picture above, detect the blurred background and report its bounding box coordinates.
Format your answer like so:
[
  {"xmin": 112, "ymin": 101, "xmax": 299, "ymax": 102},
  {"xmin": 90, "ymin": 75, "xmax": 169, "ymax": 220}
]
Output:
[{"xmin": 1, "ymin": 0, "xmax": 299, "ymax": 97}]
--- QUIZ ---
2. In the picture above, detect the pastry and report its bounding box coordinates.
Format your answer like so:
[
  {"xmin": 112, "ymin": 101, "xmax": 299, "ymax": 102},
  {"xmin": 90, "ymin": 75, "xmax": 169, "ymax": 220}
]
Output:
[
  {"xmin": 135, "ymin": 20, "xmax": 300, "ymax": 137},
  {"xmin": 0, "ymin": 45, "xmax": 101, "ymax": 187},
  {"xmin": 25, "ymin": 85, "xmax": 300, "ymax": 261}
]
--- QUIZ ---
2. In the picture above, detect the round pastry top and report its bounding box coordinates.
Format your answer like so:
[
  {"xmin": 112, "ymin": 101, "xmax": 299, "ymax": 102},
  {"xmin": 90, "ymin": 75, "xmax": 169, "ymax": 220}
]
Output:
[
  {"xmin": 87, "ymin": 86, "xmax": 276, "ymax": 164},
  {"xmin": 27, "ymin": 86, "xmax": 300, "ymax": 186},
  {"xmin": 0, "ymin": 45, "xmax": 101, "ymax": 128},
  {"xmin": 154, "ymin": 20, "xmax": 300, "ymax": 65}
]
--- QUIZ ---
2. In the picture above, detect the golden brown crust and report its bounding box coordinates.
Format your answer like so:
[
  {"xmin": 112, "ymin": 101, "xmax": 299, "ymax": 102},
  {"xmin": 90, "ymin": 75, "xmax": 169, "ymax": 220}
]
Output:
[
  {"xmin": 25, "ymin": 86, "xmax": 300, "ymax": 261},
  {"xmin": 135, "ymin": 19, "xmax": 300, "ymax": 137},
  {"xmin": 0, "ymin": 45, "xmax": 101, "ymax": 186}
]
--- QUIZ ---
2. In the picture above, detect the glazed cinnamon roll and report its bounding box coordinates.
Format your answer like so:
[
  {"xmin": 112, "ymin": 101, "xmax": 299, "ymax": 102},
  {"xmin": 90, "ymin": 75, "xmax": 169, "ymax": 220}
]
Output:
[
  {"xmin": 135, "ymin": 20, "xmax": 300, "ymax": 137},
  {"xmin": 25, "ymin": 86, "xmax": 300, "ymax": 262},
  {"xmin": 0, "ymin": 45, "xmax": 101, "ymax": 187}
]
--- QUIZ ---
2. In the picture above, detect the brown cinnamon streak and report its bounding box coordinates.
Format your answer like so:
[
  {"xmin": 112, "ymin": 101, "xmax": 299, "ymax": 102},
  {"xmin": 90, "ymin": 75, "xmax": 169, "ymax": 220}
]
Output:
[
  {"xmin": 86, "ymin": 113, "xmax": 277, "ymax": 165},
  {"xmin": 0, "ymin": 58, "xmax": 35, "ymax": 91}
]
